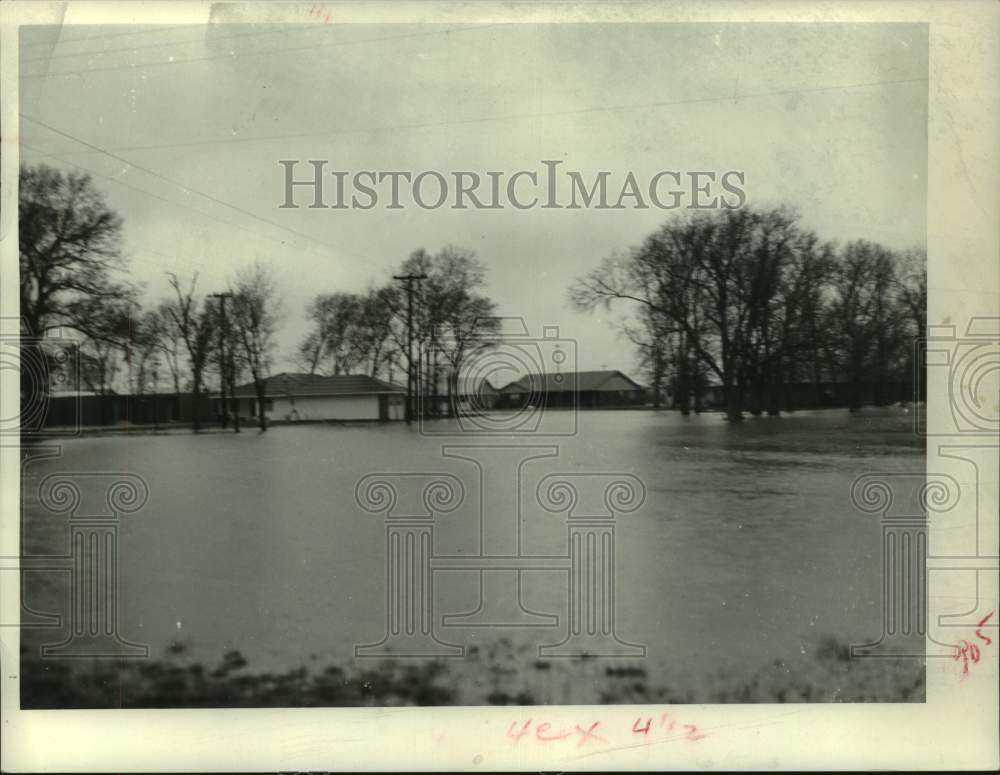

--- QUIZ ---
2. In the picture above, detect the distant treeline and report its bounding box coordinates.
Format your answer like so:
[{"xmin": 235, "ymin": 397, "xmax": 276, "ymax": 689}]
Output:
[
  {"xmin": 571, "ymin": 206, "xmax": 926, "ymax": 420},
  {"xmin": 19, "ymin": 163, "xmax": 498, "ymax": 430}
]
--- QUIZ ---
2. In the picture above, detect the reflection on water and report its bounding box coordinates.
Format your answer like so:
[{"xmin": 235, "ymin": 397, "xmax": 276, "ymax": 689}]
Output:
[{"xmin": 20, "ymin": 407, "xmax": 924, "ymax": 704}]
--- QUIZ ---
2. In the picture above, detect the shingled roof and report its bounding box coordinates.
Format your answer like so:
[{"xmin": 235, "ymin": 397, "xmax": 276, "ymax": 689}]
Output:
[
  {"xmin": 231, "ymin": 372, "xmax": 405, "ymax": 399},
  {"xmin": 498, "ymin": 370, "xmax": 645, "ymax": 394}
]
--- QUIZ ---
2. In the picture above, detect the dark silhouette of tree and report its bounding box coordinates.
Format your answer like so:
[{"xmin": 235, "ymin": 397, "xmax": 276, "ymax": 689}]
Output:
[
  {"xmin": 392, "ymin": 247, "xmax": 499, "ymax": 415},
  {"xmin": 19, "ymin": 163, "xmax": 135, "ymax": 337},
  {"xmin": 571, "ymin": 206, "xmax": 918, "ymax": 418},
  {"xmin": 18, "ymin": 163, "xmax": 137, "ymax": 413},
  {"xmin": 165, "ymin": 273, "xmax": 215, "ymax": 431},
  {"xmin": 298, "ymin": 292, "xmax": 364, "ymax": 376},
  {"xmin": 826, "ymin": 241, "xmax": 905, "ymax": 410},
  {"xmin": 230, "ymin": 262, "xmax": 282, "ymax": 431},
  {"xmin": 895, "ymin": 247, "xmax": 928, "ymax": 402},
  {"xmin": 153, "ymin": 301, "xmax": 185, "ymax": 394}
]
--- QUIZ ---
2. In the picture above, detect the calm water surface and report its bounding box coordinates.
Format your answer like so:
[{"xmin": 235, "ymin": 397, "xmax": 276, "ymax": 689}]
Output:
[{"xmin": 21, "ymin": 408, "xmax": 923, "ymax": 693}]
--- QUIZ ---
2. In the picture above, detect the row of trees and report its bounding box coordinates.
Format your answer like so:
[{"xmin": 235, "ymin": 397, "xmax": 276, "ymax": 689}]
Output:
[
  {"xmin": 570, "ymin": 206, "xmax": 927, "ymax": 420},
  {"xmin": 20, "ymin": 163, "xmax": 281, "ymax": 431},
  {"xmin": 23, "ymin": 163, "xmax": 925, "ymax": 429},
  {"xmin": 20, "ymin": 162, "xmax": 499, "ymax": 429},
  {"xmin": 296, "ymin": 246, "xmax": 499, "ymax": 414}
]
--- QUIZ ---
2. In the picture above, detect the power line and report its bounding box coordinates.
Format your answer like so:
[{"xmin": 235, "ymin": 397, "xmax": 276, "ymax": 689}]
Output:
[
  {"xmin": 20, "ymin": 23, "xmax": 499, "ymax": 80},
  {"xmin": 21, "ymin": 23, "xmax": 319, "ymax": 64},
  {"xmin": 35, "ymin": 75, "xmax": 929, "ymax": 158},
  {"xmin": 21, "ymin": 114, "xmax": 369, "ymax": 263},
  {"xmin": 19, "ymin": 141, "xmax": 333, "ymax": 265},
  {"xmin": 19, "ymin": 23, "xmax": 197, "ymax": 49}
]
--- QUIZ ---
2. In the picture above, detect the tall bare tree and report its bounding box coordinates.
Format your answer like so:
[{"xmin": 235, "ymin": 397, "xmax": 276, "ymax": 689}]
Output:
[
  {"xmin": 153, "ymin": 301, "xmax": 185, "ymax": 394},
  {"xmin": 895, "ymin": 247, "xmax": 928, "ymax": 402},
  {"xmin": 165, "ymin": 273, "xmax": 215, "ymax": 431},
  {"xmin": 390, "ymin": 247, "xmax": 499, "ymax": 415},
  {"xmin": 826, "ymin": 241, "xmax": 904, "ymax": 410},
  {"xmin": 18, "ymin": 163, "xmax": 137, "ymax": 410},
  {"xmin": 19, "ymin": 163, "xmax": 135, "ymax": 336},
  {"xmin": 297, "ymin": 292, "xmax": 363, "ymax": 375},
  {"xmin": 571, "ymin": 207, "xmax": 835, "ymax": 420},
  {"xmin": 124, "ymin": 308, "xmax": 166, "ymax": 396},
  {"xmin": 231, "ymin": 262, "xmax": 282, "ymax": 431}
]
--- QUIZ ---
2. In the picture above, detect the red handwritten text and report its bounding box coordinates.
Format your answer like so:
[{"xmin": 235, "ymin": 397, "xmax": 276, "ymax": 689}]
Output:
[
  {"xmin": 506, "ymin": 713, "xmax": 706, "ymax": 749},
  {"xmin": 954, "ymin": 610, "xmax": 995, "ymax": 677}
]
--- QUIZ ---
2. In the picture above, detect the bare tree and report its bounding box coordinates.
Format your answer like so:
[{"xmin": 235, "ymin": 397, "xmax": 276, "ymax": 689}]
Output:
[
  {"xmin": 354, "ymin": 287, "xmax": 398, "ymax": 379},
  {"xmin": 571, "ymin": 207, "xmax": 834, "ymax": 420},
  {"xmin": 391, "ymin": 247, "xmax": 499, "ymax": 415},
  {"xmin": 297, "ymin": 292, "xmax": 363, "ymax": 375},
  {"xmin": 622, "ymin": 306, "xmax": 672, "ymax": 409},
  {"xmin": 826, "ymin": 241, "xmax": 904, "ymax": 410},
  {"xmin": 165, "ymin": 273, "xmax": 215, "ymax": 431},
  {"xmin": 154, "ymin": 301, "xmax": 185, "ymax": 393},
  {"xmin": 18, "ymin": 163, "xmax": 137, "ymax": 410},
  {"xmin": 231, "ymin": 262, "xmax": 282, "ymax": 431},
  {"xmin": 124, "ymin": 308, "xmax": 166, "ymax": 396},
  {"xmin": 895, "ymin": 247, "xmax": 928, "ymax": 402},
  {"xmin": 66, "ymin": 294, "xmax": 134, "ymax": 396},
  {"xmin": 19, "ymin": 163, "xmax": 134, "ymax": 337}
]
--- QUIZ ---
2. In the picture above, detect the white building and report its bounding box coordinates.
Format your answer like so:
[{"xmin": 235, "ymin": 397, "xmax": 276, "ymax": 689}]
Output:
[{"xmin": 229, "ymin": 373, "xmax": 405, "ymax": 423}]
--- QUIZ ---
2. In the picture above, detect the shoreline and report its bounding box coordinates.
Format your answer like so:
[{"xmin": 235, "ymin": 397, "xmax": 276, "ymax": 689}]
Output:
[{"xmin": 24, "ymin": 403, "xmax": 923, "ymax": 440}]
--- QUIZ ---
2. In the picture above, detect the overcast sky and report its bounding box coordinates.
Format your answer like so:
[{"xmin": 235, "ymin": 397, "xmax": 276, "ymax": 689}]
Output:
[{"xmin": 20, "ymin": 22, "xmax": 928, "ymax": 376}]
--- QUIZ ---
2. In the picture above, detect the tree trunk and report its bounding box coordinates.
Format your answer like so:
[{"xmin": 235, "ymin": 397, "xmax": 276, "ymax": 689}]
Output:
[
  {"xmin": 677, "ymin": 337, "xmax": 691, "ymax": 415},
  {"xmin": 849, "ymin": 365, "xmax": 863, "ymax": 413},
  {"xmin": 768, "ymin": 359, "xmax": 783, "ymax": 416},
  {"xmin": 724, "ymin": 383, "xmax": 743, "ymax": 422},
  {"xmin": 192, "ymin": 374, "xmax": 202, "ymax": 432},
  {"xmin": 448, "ymin": 368, "xmax": 459, "ymax": 417},
  {"xmin": 692, "ymin": 357, "xmax": 703, "ymax": 414}
]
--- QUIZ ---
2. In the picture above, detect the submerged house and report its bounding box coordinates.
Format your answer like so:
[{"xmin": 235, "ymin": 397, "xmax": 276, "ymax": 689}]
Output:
[
  {"xmin": 229, "ymin": 373, "xmax": 406, "ymax": 422},
  {"xmin": 496, "ymin": 370, "xmax": 647, "ymax": 409}
]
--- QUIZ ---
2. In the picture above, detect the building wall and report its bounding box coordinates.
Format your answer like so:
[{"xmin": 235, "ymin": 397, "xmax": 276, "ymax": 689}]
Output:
[
  {"xmin": 270, "ymin": 394, "xmax": 381, "ymax": 421},
  {"xmin": 598, "ymin": 374, "xmax": 642, "ymax": 391},
  {"xmin": 496, "ymin": 388, "xmax": 646, "ymax": 409},
  {"xmin": 41, "ymin": 393, "xmax": 214, "ymax": 429}
]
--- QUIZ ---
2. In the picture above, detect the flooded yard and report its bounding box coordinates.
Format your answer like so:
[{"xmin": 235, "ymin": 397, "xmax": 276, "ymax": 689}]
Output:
[{"xmin": 20, "ymin": 407, "xmax": 925, "ymax": 706}]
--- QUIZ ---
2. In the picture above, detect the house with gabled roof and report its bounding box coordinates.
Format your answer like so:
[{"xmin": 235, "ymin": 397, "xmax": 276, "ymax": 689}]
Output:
[
  {"xmin": 229, "ymin": 372, "xmax": 406, "ymax": 422},
  {"xmin": 496, "ymin": 369, "xmax": 647, "ymax": 409}
]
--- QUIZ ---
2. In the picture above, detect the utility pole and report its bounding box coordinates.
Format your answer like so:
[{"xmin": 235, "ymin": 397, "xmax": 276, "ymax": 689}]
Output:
[
  {"xmin": 393, "ymin": 273, "xmax": 426, "ymax": 424},
  {"xmin": 229, "ymin": 335, "xmax": 240, "ymax": 433},
  {"xmin": 209, "ymin": 292, "xmax": 233, "ymax": 430},
  {"xmin": 152, "ymin": 365, "xmax": 159, "ymax": 430}
]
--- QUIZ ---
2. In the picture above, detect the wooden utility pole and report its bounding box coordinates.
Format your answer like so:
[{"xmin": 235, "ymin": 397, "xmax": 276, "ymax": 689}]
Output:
[
  {"xmin": 209, "ymin": 292, "xmax": 234, "ymax": 430},
  {"xmin": 393, "ymin": 273, "xmax": 427, "ymax": 424},
  {"xmin": 229, "ymin": 345, "xmax": 240, "ymax": 433}
]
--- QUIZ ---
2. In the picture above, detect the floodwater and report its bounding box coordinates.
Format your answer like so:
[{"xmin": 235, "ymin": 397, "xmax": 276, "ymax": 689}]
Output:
[{"xmin": 20, "ymin": 407, "xmax": 924, "ymax": 703}]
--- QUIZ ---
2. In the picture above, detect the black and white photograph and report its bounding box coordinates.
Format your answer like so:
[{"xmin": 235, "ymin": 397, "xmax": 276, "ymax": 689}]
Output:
[{"xmin": 2, "ymin": 1, "xmax": 998, "ymax": 772}]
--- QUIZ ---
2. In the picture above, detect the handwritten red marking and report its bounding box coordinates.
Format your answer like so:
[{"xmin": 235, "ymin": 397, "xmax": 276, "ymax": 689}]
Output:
[
  {"xmin": 535, "ymin": 722, "xmax": 572, "ymax": 743},
  {"xmin": 975, "ymin": 611, "xmax": 994, "ymax": 646},
  {"xmin": 573, "ymin": 722, "xmax": 606, "ymax": 747},
  {"xmin": 506, "ymin": 716, "xmax": 706, "ymax": 748},
  {"xmin": 506, "ymin": 719, "xmax": 531, "ymax": 744},
  {"xmin": 955, "ymin": 640, "xmax": 981, "ymax": 675},
  {"xmin": 954, "ymin": 609, "xmax": 995, "ymax": 678},
  {"xmin": 684, "ymin": 723, "xmax": 707, "ymax": 741}
]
